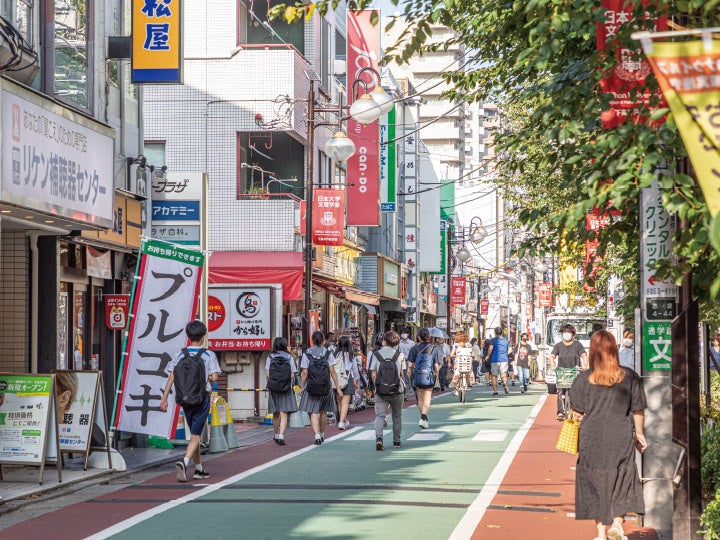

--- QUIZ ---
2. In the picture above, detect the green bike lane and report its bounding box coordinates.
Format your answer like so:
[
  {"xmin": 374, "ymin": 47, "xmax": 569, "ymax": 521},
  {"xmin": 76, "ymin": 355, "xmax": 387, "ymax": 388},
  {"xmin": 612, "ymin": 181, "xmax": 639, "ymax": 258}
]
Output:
[{"xmin": 89, "ymin": 385, "xmax": 545, "ymax": 540}]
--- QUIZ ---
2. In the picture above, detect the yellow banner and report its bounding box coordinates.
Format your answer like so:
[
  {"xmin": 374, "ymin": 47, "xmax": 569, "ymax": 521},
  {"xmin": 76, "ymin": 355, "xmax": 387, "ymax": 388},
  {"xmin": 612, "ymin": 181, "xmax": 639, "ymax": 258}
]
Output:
[
  {"xmin": 644, "ymin": 39, "xmax": 720, "ymax": 216},
  {"xmin": 132, "ymin": 0, "xmax": 182, "ymax": 83}
]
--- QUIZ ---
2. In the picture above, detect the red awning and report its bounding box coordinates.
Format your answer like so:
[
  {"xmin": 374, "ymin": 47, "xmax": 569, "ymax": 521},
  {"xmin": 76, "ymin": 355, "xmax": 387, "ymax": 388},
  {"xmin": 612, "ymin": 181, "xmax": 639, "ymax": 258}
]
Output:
[
  {"xmin": 313, "ymin": 277, "xmax": 380, "ymax": 306},
  {"xmin": 209, "ymin": 251, "xmax": 303, "ymax": 301}
]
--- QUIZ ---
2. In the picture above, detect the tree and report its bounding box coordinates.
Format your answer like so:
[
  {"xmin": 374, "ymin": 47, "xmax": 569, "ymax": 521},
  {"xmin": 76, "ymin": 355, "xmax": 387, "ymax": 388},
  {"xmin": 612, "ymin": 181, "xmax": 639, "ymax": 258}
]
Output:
[{"xmin": 274, "ymin": 0, "xmax": 720, "ymax": 324}]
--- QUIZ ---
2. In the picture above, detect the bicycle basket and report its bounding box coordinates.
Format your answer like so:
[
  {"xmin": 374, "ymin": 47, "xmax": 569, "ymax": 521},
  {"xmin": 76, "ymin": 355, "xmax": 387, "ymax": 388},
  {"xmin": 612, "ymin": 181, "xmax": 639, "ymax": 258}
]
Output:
[{"xmin": 555, "ymin": 367, "xmax": 579, "ymax": 388}]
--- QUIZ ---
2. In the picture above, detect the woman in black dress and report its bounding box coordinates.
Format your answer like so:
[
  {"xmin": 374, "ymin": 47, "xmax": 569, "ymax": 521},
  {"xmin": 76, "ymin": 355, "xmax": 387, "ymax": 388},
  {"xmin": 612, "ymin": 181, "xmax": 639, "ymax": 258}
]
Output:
[{"xmin": 569, "ymin": 330, "xmax": 647, "ymax": 540}]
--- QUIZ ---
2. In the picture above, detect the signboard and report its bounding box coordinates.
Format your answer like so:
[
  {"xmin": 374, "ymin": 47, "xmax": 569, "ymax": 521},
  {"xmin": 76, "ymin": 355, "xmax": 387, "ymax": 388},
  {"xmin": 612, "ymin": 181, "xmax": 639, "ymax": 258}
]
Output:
[
  {"xmin": 207, "ymin": 287, "xmax": 272, "ymax": 350},
  {"xmin": 151, "ymin": 224, "xmax": 201, "ymax": 245},
  {"xmin": 380, "ymin": 107, "xmax": 397, "ymax": 213},
  {"xmin": 55, "ymin": 371, "xmax": 111, "ymax": 470},
  {"xmin": 643, "ymin": 321, "xmax": 672, "ymax": 371},
  {"xmin": 312, "ymin": 188, "xmax": 345, "ymax": 246},
  {"xmin": 450, "ymin": 277, "xmax": 467, "ymax": 309},
  {"xmin": 132, "ymin": 0, "xmax": 183, "ymax": 83},
  {"xmin": 151, "ymin": 172, "xmax": 205, "ymax": 247},
  {"xmin": 480, "ymin": 299, "xmax": 489, "ymax": 316},
  {"xmin": 346, "ymin": 10, "xmax": 380, "ymax": 226},
  {"xmin": 152, "ymin": 200, "xmax": 200, "ymax": 221},
  {"xmin": 115, "ymin": 239, "xmax": 204, "ymax": 437},
  {"xmin": 104, "ymin": 294, "xmax": 130, "ymax": 330},
  {"xmin": 640, "ymin": 173, "xmax": 677, "ymax": 321},
  {"xmin": 0, "ymin": 373, "xmax": 61, "ymax": 483},
  {"xmin": 538, "ymin": 282, "xmax": 553, "ymax": 307},
  {"xmin": 1, "ymin": 87, "xmax": 114, "ymax": 227}
]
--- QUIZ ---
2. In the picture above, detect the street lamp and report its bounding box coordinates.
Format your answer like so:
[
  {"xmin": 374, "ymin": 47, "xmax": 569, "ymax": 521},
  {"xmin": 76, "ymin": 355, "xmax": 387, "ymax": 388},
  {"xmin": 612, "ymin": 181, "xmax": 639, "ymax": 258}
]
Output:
[{"xmin": 303, "ymin": 67, "xmax": 391, "ymax": 349}]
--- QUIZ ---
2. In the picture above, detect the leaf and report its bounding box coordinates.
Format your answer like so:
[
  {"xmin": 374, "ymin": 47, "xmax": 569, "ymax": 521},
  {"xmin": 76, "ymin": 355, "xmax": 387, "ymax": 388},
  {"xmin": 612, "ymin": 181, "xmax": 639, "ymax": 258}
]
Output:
[
  {"xmin": 283, "ymin": 5, "xmax": 297, "ymax": 23},
  {"xmin": 304, "ymin": 3, "xmax": 316, "ymax": 21}
]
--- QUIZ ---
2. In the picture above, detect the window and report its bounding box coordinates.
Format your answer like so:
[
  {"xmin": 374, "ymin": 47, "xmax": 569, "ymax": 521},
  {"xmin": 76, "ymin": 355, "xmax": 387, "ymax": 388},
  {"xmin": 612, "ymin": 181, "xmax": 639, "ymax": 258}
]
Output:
[
  {"xmin": 144, "ymin": 142, "xmax": 166, "ymax": 168},
  {"xmin": 54, "ymin": 0, "xmax": 92, "ymax": 110},
  {"xmin": 1, "ymin": 0, "xmax": 37, "ymax": 47}
]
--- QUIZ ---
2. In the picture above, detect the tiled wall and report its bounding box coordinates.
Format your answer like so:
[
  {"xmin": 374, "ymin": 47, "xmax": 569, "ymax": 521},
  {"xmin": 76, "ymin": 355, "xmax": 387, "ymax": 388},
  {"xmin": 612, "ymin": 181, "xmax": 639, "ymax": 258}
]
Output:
[{"xmin": 0, "ymin": 229, "xmax": 29, "ymax": 372}]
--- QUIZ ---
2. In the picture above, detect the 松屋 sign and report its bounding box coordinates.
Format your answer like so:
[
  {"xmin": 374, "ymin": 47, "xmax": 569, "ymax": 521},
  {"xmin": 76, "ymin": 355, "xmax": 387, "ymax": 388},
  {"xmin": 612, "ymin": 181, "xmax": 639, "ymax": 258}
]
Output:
[
  {"xmin": 132, "ymin": 0, "xmax": 183, "ymax": 83},
  {"xmin": 207, "ymin": 287, "xmax": 272, "ymax": 351}
]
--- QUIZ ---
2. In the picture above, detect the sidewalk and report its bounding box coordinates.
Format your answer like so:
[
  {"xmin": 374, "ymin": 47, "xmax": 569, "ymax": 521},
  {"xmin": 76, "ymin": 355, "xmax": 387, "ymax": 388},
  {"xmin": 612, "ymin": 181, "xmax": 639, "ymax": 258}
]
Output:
[{"xmin": 471, "ymin": 391, "xmax": 659, "ymax": 540}]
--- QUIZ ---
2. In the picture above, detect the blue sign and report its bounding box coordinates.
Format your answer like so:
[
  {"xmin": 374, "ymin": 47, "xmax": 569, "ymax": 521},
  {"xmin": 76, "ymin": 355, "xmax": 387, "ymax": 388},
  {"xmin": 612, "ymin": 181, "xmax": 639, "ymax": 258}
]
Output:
[
  {"xmin": 381, "ymin": 202, "xmax": 396, "ymax": 212},
  {"xmin": 151, "ymin": 200, "xmax": 200, "ymax": 221}
]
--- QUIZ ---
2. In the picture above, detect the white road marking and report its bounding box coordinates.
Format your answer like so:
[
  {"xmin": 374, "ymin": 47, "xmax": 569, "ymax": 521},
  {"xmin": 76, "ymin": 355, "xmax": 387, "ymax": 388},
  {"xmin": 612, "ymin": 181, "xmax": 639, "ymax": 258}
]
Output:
[
  {"xmin": 448, "ymin": 394, "xmax": 548, "ymax": 540},
  {"xmin": 408, "ymin": 430, "xmax": 446, "ymax": 441},
  {"xmin": 345, "ymin": 429, "xmax": 390, "ymax": 441},
  {"xmin": 85, "ymin": 427, "xmax": 361, "ymax": 540},
  {"xmin": 472, "ymin": 430, "xmax": 509, "ymax": 442}
]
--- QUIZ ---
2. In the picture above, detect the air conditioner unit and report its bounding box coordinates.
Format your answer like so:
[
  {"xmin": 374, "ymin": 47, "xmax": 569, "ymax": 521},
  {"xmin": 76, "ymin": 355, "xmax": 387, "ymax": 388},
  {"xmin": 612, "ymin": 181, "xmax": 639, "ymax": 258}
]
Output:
[{"xmin": 0, "ymin": 20, "xmax": 39, "ymax": 86}]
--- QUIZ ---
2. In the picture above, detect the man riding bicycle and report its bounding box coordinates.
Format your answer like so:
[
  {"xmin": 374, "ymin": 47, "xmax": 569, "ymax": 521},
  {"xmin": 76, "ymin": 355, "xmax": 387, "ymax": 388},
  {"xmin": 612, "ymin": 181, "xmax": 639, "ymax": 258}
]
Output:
[{"xmin": 548, "ymin": 323, "xmax": 588, "ymax": 420}]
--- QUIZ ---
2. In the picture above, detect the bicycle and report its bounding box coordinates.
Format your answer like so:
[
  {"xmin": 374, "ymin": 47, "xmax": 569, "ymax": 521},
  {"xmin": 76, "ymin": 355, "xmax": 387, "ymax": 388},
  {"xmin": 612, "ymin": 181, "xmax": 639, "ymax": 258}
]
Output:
[
  {"xmin": 455, "ymin": 355, "xmax": 473, "ymax": 403},
  {"xmin": 555, "ymin": 366, "xmax": 580, "ymax": 419}
]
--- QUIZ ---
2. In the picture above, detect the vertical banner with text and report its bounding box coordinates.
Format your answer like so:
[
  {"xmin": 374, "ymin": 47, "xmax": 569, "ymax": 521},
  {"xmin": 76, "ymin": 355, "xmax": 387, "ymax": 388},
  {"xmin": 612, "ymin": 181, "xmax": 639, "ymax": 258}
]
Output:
[
  {"xmin": 346, "ymin": 10, "xmax": 380, "ymax": 226},
  {"xmin": 132, "ymin": 0, "xmax": 183, "ymax": 83},
  {"xmin": 450, "ymin": 277, "xmax": 467, "ymax": 309},
  {"xmin": 115, "ymin": 239, "xmax": 204, "ymax": 437},
  {"xmin": 312, "ymin": 188, "xmax": 345, "ymax": 246}
]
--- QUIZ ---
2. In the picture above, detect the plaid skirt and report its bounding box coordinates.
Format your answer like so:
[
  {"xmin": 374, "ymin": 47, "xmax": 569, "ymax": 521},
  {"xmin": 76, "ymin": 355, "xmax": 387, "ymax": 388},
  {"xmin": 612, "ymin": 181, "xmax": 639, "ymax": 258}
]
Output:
[
  {"xmin": 299, "ymin": 387, "xmax": 338, "ymax": 414},
  {"xmin": 268, "ymin": 389, "xmax": 298, "ymax": 414}
]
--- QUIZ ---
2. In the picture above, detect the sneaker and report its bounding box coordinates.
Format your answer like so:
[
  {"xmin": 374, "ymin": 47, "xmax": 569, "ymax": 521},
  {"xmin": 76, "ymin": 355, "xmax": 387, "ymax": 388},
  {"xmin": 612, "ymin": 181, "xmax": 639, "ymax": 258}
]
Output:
[
  {"xmin": 607, "ymin": 523, "xmax": 627, "ymax": 540},
  {"xmin": 453, "ymin": 390, "xmax": 459, "ymax": 396},
  {"xmin": 276, "ymin": 438, "xmax": 286, "ymax": 446},
  {"xmin": 523, "ymin": 384, "xmax": 528, "ymax": 392},
  {"xmin": 419, "ymin": 418, "xmax": 429, "ymax": 429},
  {"xmin": 393, "ymin": 441, "xmax": 401, "ymax": 448},
  {"xmin": 175, "ymin": 461, "xmax": 187, "ymax": 483},
  {"xmin": 504, "ymin": 385, "xmax": 509, "ymax": 395},
  {"xmin": 556, "ymin": 413, "xmax": 565, "ymax": 421},
  {"xmin": 376, "ymin": 439, "xmax": 384, "ymax": 451},
  {"xmin": 193, "ymin": 469, "xmax": 210, "ymax": 480},
  {"xmin": 337, "ymin": 422, "xmax": 346, "ymax": 430},
  {"xmin": 492, "ymin": 392, "xmax": 498, "ymax": 396},
  {"xmin": 314, "ymin": 438, "xmax": 322, "ymax": 445}
]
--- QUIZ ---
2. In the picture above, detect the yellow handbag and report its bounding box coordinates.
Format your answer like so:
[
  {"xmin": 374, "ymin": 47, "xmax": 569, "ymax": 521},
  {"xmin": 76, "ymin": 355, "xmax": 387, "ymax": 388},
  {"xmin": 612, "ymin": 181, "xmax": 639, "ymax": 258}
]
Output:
[{"xmin": 555, "ymin": 416, "xmax": 580, "ymax": 454}]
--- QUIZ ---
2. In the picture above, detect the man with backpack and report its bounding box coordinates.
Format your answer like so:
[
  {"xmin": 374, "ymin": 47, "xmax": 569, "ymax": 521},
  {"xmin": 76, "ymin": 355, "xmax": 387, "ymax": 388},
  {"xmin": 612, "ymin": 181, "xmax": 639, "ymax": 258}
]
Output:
[
  {"xmin": 369, "ymin": 331, "xmax": 406, "ymax": 450},
  {"xmin": 298, "ymin": 330, "xmax": 342, "ymax": 445},
  {"xmin": 407, "ymin": 328, "xmax": 442, "ymax": 429},
  {"xmin": 160, "ymin": 320, "xmax": 221, "ymax": 482},
  {"xmin": 485, "ymin": 326, "xmax": 511, "ymax": 396}
]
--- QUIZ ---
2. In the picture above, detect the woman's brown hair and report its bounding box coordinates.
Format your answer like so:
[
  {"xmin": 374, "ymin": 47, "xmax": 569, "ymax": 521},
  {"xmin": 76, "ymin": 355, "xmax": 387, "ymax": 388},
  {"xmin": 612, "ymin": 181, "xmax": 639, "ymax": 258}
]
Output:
[
  {"xmin": 588, "ymin": 330, "xmax": 625, "ymax": 387},
  {"xmin": 454, "ymin": 331, "xmax": 469, "ymax": 344}
]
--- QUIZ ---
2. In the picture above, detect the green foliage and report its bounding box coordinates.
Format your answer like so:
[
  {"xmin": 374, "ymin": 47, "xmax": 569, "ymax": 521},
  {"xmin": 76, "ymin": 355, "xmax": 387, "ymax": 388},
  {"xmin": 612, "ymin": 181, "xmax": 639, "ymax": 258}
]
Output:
[{"xmin": 701, "ymin": 488, "xmax": 720, "ymax": 540}]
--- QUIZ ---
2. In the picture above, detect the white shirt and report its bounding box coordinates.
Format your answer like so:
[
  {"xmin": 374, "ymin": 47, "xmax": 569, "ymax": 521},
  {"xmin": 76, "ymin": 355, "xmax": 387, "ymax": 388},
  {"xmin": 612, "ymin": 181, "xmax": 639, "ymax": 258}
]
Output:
[{"xmin": 169, "ymin": 347, "xmax": 221, "ymax": 392}]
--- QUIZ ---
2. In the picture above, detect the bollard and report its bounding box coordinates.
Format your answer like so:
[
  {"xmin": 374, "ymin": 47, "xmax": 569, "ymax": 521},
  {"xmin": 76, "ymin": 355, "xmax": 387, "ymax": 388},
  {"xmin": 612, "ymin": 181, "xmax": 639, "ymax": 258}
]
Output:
[
  {"xmin": 208, "ymin": 392, "xmax": 229, "ymax": 453},
  {"xmin": 223, "ymin": 403, "xmax": 240, "ymax": 449},
  {"xmin": 176, "ymin": 409, "xmax": 187, "ymax": 441}
]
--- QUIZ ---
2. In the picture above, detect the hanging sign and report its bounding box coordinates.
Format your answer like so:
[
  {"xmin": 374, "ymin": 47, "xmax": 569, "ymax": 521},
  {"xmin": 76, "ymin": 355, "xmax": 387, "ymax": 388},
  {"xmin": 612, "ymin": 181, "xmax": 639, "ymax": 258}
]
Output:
[
  {"xmin": 450, "ymin": 277, "xmax": 467, "ymax": 308},
  {"xmin": 115, "ymin": 239, "xmax": 204, "ymax": 438},
  {"xmin": 312, "ymin": 188, "xmax": 345, "ymax": 246},
  {"xmin": 132, "ymin": 0, "xmax": 183, "ymax": 83},
  {"xmin": 105, "ymin": 294, "xmax": 130, "ymax": 330},
  {"xmin": 480, "ymin": 299, "xmax": 489, "ymax": 316},
  {"xmin": 87, "ymin": 247, "xmax": 112, "ymax": 279},
  {"xmin": 538, "ymin": 282, "xmax": 553, "ymax": 307}
]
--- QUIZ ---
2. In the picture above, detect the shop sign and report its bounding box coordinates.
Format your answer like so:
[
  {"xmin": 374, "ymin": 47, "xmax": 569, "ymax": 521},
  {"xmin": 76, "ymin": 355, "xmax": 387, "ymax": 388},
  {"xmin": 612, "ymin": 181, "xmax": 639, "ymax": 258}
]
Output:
[
  {"xmin": 115, "ymin": 239, "xmax": 204, "ymax": 438},
  {"xmin": 87, "ymin": 246, "xmax": 112, "ymax": 279},
  {"xmin": 312, "ymin": 188, "xmax": 345, "ymax": 246},
  {"xmin": 132, "ymin": 0, "xmax": 183, "ymax": 83},
  {"xmin": 151, "ymin": 172, "xmax": 204, "ymax": 247},
  {"xmin": 207, "ymin": 287, "xmax": 272, "ymax": 351},
  {"xmin": 1, "ymin": 87, "xmax": 114, "ymax": 227},
  {"xmin": 538, "ymin": 282, "xmax": 553, "ymax": 307},
  {"xmin": 104, "ymin": 295, "xmax": 130, "ymax": 330},
  {"xmin": 480, "ymin": 299, "xmax": 489, "ymax": 315},
  {"xmin": 642, "ymin": 321, "xmax": 671, "ymax": 371},
  {"xmin": 151, "ymin": 224, "xmax": 200, "ymax": 245},
  {"xmin": 450, "ymin": 277, "xmax": 466, "ymax": 308}
]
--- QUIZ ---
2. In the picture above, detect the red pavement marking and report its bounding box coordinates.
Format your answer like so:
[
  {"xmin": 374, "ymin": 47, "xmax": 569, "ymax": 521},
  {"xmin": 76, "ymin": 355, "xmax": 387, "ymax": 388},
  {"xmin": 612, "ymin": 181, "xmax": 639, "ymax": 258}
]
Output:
[{"xmin": 471, "ymin": 393, "xmax": 658, "ymax": 540}]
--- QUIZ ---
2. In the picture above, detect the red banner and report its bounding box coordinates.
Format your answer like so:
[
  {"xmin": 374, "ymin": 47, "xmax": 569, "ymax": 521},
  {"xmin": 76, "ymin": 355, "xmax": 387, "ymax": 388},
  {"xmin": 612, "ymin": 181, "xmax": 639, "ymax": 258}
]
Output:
[
  {"xmin": 450, "ymin": 277, "xmax": 466, "ymax": 308},
  {"xmin": 104, "ymin": 294, "xmax": 130, "ymax": 330},
  {"xmin": 312, "ymin": 188, "xmax": 345, "ymax": 246},
  {"xmin": 346, "ymin": 10, "xmax": 380, "ymax": 226},
  {"xmin": 480, "ymin": 299, "xmax": 489, "ymax": 316},
  {"xmin": 596, "ymin": 1, "xmax": 666, "ymax": 128},
  {"xmin": 299, "ymin": 200, "xmax": 306, "ymax": 236},
  {"xmin": 538, "ymin": 282, "xmax": 553, "ymax": 307}
]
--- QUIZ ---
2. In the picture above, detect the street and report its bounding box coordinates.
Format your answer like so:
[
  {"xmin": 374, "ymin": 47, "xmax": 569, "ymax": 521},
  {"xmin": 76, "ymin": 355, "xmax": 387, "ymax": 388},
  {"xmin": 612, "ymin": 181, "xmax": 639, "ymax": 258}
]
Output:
[{"xmin": 0, "ymin": 383, "xmax": 657, "ymax": 539}]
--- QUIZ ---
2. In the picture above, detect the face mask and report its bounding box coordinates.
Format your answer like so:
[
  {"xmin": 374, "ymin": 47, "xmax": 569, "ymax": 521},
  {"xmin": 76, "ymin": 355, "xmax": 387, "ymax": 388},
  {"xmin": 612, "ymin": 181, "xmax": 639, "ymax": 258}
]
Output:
[
  {"xmin": 521, "ymin": 338, "xmax": 527, "ymax": 343},
  {"xmin": 562, "ymin": 332, "xmax": 573, "ymax": 341},
  {"xmin": 623, "ymin": 338, "xmax": 633, "ymax": 347},
  {"xmin": 401, "ymin": 334, "xmax": 409, "ymax": 339}
]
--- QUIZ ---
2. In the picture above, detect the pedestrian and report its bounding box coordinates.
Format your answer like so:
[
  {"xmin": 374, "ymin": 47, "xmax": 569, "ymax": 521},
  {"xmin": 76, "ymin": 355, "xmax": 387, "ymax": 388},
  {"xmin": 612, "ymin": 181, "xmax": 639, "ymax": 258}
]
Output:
[
  {"xmin": 548, "ymin": 323, "xmax": 588, "ymax": 420},
  {"xmin": 325, "ymin": 331, "xmax": 337, "ymax": 355},
  {"xmin": 618, "ymin": 329, "xmax": 635, "ymax": 371},
  {"xmin": 515, "ymin": 333, "xmax": 532, "ymax": 393},
  {"xmin": 369, "ymin": 330, "xmax": 406, "ymax": 450},
  {"xmin": 485, "ymin": 327, "xmax": 510, "ymax": 396},
  {"xmin": 398, "ymin": 328, "xmax": 414, "ymax": 399},
  {"xmin": 160, "ymin": 320, "xmax": 221, "ymax": 482},
  {"xmin": 569, "ymin": 330, "xmax": 647, "ymax": 540},
  {"xmin": 481, "ymin": 335, "xmax": 493, "ymax": 385},
  {"xmin": 407, "ymin": 328, "xmax": 442, "ymax": 429},
  {"xmin": 710, "ymin": 337, "xmax": 720, "ymax": 371},
  {"xmin": 470, "ymin": 337, "xmax": 481, "ymax": 381},
  {"xmin": 450, "ymin": 332, "xmax": 474, "ymax": 394},
  {"xmin": 265, "ymin": 337, "xmax": 298, "ymax": 446},
  {"xmin": 298, "ymin": 330, "xmax": 342, "ymax": 445},
  {"xmin": 366, "ymin": 332, "xmax": 385, "ymax": 399},
  {"xmin": 438, "ymin": 337, "xmax": 450, "ymax": 392},
  {"xmin": 334, "ymin": 335, "xmax": 360, "ymax": 430}
]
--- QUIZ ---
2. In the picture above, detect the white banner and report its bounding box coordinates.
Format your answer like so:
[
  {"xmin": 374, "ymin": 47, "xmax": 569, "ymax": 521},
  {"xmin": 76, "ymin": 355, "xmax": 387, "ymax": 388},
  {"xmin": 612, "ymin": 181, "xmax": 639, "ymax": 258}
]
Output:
[
  {"xmin": 115, "ymin": 240, "xmax": 204, "ymax": 437},
  {"xmin": 1, "ymin": 87, "xmax": 114, "ymax": 227}
]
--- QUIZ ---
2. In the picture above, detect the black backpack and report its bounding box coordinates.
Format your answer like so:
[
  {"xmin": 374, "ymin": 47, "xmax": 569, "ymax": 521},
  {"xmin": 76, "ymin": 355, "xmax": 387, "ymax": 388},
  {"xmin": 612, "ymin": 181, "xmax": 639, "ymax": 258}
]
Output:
[
  {"xmin": 267, "ymin": 354, "xmax": 292, "ymax": 393},
  {"xmin": 374, "ymin": 350, "xmax": 401, "ymax": 396},
  {"xmin": 173, "ymin": 348, "xmax": 207, "ymax": 407},
  {"xmin": 306, "ymin": 350, "xmax": 331, "ymax": 396}
]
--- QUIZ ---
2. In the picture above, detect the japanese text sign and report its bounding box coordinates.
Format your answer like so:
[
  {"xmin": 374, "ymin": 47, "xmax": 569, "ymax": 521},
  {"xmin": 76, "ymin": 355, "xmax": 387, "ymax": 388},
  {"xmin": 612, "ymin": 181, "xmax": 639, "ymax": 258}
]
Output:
[
  {"xmin": 346, "ymin": 10, "xmax": 380, "ymax": 226},
  {"xmin": 132, "ymin": 0, "xmax": 182, "ymax": 83},
  {"xmin": 56, "ymin": 371, "xmax": 105, "ymax": 453},
  {"xmin": 642, "ymin": 321, "xmax": 671, "ymax": 371},
  {"xmin": 642, "ymin": 38, "xmax": 720, "ymax": 217},
  {"xmin": 538, "ymin": 282, "xmax": 553, "ymax": 307},
  {"xmin": 596, "ymin": 1, "xmax": 666, "ymax": 128},
  {"xmin": 115, "ymin": 239, "xmax": 204, "ymax": 437},
  {"xmin": 1, "ymin": 88, "xmax": 114, "ymax": 227},
  {"xmin": 105, "ymin": 295, "xmax": 130, "ymax": 330},
  {"xmin": 312, "ymin": 188, "xmax": 345, "ymax": 246},
  {"xmin": 207, "ymin": 287, "xmax": 272, "ymax": 351},
  {"xmin": 450, "ymin": 277, "xmax": 467, "ymax": 309},
  {"xmin": 480, "ymin": 299, "xmax": 489, "ymax": 315}
]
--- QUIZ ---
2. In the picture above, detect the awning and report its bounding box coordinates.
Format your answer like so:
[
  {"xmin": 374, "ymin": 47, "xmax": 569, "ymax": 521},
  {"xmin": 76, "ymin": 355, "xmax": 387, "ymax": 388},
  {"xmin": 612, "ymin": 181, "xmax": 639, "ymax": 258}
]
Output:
[
  {"xmin": 314, "ymin": 277, "xmax": 380, "ymax": 306},
  {"xmin": 209, "ymin": 251, "xmax": 303, "ymax": 301}
]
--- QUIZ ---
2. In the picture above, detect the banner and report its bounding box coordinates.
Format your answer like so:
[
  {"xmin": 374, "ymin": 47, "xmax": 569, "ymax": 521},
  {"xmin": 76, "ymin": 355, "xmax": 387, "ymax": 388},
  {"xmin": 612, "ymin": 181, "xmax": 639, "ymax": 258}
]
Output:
[
  {"xmin": 312, "ymin": 188, "xmax": 345, "ymax": 246},
  {"xmin": 87, "ymin": 247, "xmax": 112, "ymax": 279},
  {"xmin": 538, "ymin": 282, "xmax": 553, "ymax": 307},
  {"xmin": 596, "ymin": 1, "xmax": 666, "ymax": 128},
  {"xmin": 480, "ymin": 299, "xmax": 489, "ymax": 316},
  {"xmin": 450, "ymin": 277, "xmax": 467, "ymax": 309},
  {"xmin": 115, "ymin": 239, "xmax": 204, "ymax": 437},
  {"xmin": 642, "ymin": 38, "xmax": 720, "ymax": 217},
  {"xmin": 346, "ymin": 9, "xmax": 380, "ymax": 226}
]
